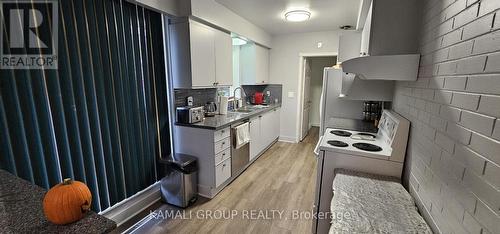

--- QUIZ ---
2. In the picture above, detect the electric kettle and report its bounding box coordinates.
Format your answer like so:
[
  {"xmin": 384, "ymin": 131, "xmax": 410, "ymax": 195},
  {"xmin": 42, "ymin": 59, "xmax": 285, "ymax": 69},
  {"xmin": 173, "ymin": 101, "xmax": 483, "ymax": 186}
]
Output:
[{"xmin": 204, "ymin": 102, "xmax": 217, "ymax": 117}]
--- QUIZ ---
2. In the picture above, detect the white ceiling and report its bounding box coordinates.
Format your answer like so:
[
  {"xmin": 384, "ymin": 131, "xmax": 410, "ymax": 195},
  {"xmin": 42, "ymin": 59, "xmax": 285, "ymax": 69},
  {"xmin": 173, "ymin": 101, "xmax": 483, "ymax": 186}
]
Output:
[{"xmin": 215, "ymin": 0, "xmax": 360, "ymax": 35}]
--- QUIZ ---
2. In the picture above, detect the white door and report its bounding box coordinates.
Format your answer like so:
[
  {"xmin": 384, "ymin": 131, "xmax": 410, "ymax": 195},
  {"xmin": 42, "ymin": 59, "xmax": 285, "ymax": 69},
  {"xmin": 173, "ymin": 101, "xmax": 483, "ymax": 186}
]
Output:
[
  {"xmin": 300, "ymin": 58, "xmax": 312, "ymax": 141},
  {"xmin": 214, "ymin": 29, "xmax": 233, "ymax": 86},
  {"xmin": 249, "ymin": 116, "xmax": 260, "ymax": 160},
  {"xmin": 189, "ymin": 21, "xmax": 216, "ymax": 87}
]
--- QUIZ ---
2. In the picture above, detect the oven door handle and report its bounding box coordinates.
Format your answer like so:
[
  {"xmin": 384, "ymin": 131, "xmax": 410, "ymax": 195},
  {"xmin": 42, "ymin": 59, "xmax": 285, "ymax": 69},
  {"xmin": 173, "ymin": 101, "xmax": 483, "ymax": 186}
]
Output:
[{"xmin": 313, "ymin": 136, "xmax": 323, "ymax": 156}]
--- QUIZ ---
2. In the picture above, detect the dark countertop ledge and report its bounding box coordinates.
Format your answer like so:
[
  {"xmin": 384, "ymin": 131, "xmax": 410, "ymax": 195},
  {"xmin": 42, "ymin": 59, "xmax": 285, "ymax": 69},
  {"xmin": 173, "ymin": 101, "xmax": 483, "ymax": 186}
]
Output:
[
  {"xmin": 175, "ymin": 103, "xmax": 282, "ymax": 130},
  {"xmin": 0, "ymin": 169, "xmax": 116, "ymax": 234}
]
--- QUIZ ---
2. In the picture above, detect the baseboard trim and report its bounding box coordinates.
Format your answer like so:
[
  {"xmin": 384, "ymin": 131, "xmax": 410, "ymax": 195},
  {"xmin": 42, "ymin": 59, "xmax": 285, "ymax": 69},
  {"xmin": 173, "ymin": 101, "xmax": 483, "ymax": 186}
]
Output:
[
  {"xmin": 278, "ymin": 136, "xmax": 297, "ymax": 143},
  {"xmin": 99, "ymin": 182, "xmax": 161, "ymax": 227},
  {"xmin": 409, "ymin": 173, "xmax": 439, "ymax": 233}
]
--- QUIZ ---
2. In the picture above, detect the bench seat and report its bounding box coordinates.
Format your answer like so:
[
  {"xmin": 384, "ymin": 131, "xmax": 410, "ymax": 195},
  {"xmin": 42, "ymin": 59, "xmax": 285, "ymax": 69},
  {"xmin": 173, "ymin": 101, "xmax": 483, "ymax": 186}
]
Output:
[{"xmin": 329, "ymin": 169, "xmax": 432, "ymax": 234}]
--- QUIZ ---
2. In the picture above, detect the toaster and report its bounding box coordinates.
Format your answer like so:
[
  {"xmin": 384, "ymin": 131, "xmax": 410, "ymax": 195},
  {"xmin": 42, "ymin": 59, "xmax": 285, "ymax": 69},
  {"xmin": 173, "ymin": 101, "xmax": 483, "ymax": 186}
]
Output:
[{"xmin": 176, "ymin": 106, "xmax": 204, "ymax": 124}]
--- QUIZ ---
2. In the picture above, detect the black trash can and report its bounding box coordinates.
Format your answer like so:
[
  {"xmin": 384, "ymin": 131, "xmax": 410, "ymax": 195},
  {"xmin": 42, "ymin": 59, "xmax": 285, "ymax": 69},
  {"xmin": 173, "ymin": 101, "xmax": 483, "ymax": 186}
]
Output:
[{"xmin": 159, "ymin": 154, "xmax": 198, "ymax": 208}]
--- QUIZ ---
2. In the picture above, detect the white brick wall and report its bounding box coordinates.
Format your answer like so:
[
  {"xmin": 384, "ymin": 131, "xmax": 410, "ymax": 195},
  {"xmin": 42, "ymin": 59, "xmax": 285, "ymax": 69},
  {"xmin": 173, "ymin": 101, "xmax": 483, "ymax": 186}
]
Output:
[{"xmin": 393, "ymin": 0, "xmax": 500, "ymax": 233}]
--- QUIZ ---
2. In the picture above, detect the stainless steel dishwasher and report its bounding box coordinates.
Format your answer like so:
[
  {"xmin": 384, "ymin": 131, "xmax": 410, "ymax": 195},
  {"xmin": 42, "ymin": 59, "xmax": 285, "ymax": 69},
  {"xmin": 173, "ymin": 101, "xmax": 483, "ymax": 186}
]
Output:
[{"xmin": 231, "ymin": 121, "xmax": 250, "ymax": 176}]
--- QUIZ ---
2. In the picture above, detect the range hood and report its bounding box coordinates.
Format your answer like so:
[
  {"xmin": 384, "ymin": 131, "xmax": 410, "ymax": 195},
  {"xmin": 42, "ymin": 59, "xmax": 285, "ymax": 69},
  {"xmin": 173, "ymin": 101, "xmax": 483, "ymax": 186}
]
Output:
[
  {"xmin": 338, "ymin": 54, "xmax": 420, "ymax": 101},
  {"xmin": 342, "ymin": 54, "xmax": 420, "ymax": 81},
  {"xmin": 340, "ymin": 72, "xmax": 394, "ymax": 101}
]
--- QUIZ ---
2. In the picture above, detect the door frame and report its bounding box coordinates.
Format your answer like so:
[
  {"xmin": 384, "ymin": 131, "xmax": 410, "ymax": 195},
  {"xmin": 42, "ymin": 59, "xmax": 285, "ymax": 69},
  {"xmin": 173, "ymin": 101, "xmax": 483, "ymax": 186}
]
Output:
[{"xmin": 297, "ymin": 52, "xmax": 337, "ymax": 142}]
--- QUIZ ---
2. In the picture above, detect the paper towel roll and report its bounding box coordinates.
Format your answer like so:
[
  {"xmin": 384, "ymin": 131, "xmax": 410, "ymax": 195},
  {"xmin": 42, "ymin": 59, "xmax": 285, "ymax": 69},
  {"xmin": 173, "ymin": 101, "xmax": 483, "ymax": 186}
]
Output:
[{"xmin": 218, "ymin": 96, "xmax": 228, "ymax": 115}]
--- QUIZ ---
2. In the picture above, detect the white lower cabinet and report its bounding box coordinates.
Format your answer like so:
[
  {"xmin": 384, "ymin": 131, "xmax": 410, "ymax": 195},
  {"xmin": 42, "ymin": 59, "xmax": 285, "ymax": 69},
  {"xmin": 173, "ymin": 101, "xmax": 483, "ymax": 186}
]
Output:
[
  {"xmin": 173, "ymin": 126, "xmax": 232, "ymax": 198},
  {"xmin": 249, "ymin": 116, "xmax": 261, "ymax": 161},
  {"xmin": 174, "ymin": 108, "xmax": 280, "ymax": 198},
  {"xmin": 271, "ymin": 107, "xmax": 281, "ymax": 140},
  {"xmin": 249, "ymin": 107, "xmax": 281, "ymax": 161},
  {"xmin": 215, "ymin": 158, "xmax": 231, "ymax": 187},
  {"xmin": 214, "ymin": 148, "xmax": 231, "ymax": 165}
]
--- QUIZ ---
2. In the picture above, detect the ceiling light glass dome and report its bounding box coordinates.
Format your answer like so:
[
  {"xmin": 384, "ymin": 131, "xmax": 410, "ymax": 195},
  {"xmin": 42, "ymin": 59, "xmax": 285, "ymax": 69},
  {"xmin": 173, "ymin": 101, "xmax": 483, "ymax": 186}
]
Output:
[{"xmin": 285, "ymin": 10, "xmax": 311, "ymax": 22}]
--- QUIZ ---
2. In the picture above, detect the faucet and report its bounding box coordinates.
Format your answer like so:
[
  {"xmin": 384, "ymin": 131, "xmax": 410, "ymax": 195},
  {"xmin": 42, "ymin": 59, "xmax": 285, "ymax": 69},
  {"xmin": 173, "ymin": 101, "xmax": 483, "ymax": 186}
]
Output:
[{"xmin": 233, "ymin": 87, "xmax": 245, "ymax": 109}]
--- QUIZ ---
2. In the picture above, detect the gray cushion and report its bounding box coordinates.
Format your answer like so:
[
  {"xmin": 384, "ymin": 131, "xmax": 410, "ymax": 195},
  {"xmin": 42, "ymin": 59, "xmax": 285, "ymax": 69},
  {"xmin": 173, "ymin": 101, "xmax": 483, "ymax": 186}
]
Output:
[{"xmin": 329, "ymin": 169, "xmax": 432, "ymax": 234}]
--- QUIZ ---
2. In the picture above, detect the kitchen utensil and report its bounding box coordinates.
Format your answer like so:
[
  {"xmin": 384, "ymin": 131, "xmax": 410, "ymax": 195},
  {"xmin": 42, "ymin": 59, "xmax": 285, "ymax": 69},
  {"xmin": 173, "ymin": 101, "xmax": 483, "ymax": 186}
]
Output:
[
  {"xmin": 218, "ymin": 96, "xmax": 229, "ymax": 115},
  {"xmin": 204, "ymin": 102, "xmax": 217, "ymax": 117}
]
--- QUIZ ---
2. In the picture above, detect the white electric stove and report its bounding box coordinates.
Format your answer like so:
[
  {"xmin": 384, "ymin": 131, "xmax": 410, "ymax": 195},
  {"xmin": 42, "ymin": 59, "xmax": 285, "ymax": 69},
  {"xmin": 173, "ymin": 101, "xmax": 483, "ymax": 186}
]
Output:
[
  {"xmin": 319, "ymin": 129, "xmax": 391, "ymax": 159},
  {"xmin": 312, "ymin": 110, "xmax": 410, "ymax": 234}
]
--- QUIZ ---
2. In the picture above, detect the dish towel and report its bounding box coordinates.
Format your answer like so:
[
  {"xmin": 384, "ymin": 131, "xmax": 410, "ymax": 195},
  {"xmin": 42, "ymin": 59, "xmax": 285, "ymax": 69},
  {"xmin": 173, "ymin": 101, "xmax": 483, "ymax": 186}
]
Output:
[{"xmin": 235, "ymin": 122, "xmax": 250, "ymax": 149}]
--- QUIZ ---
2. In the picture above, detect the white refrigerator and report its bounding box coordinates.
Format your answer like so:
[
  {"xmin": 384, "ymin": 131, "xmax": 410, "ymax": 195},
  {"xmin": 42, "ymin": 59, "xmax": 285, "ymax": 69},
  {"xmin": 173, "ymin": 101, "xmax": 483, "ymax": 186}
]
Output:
[{"xmin": 318, "ymin": 67, "xmax": 365, "ymax": 136}]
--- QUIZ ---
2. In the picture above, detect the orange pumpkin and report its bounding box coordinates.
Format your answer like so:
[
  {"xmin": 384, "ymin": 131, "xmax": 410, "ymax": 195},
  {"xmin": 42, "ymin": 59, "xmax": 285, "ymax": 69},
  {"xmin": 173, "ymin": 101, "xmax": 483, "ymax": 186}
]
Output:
[{"xmin": 43, "ymin": 178, "xmax": 92, "ymax": 225}]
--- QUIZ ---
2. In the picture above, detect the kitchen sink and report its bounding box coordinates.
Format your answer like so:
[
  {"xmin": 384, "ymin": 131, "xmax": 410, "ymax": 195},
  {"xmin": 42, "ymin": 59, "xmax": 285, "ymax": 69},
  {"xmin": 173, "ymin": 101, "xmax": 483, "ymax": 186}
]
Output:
[{"xmin": 230, "ymin": 105, "xmax": 269, "ymax": 113}]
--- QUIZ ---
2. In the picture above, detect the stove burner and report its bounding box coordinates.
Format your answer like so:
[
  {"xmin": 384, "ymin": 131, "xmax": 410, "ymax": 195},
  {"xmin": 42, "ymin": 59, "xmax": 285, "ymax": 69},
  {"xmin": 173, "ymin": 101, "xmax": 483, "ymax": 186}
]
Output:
[
  {"xmin": 357, "ymin": 133, "xmax": 376, "ymax": 138},
  {"xmin": 327, "ymin": 140, "xmax": 349, "ymax": 147},
  {"xmin": 352, "ymin": 143, "xmax": 382, "ymax": 152},
  {"xmin": 351, "ymin": 132, "xmax": 377, "ymax": 141},
  {"xmin": 330, "ymin": 130, "xmax": 352, "ymax": 137}
]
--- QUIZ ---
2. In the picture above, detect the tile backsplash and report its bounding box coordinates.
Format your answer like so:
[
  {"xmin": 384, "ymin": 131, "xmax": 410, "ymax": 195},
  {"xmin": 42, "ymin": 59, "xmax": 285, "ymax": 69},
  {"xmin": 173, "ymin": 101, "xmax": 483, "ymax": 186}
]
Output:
[
  {"xmin": 174, "ymin": 88, "xmax": 217, "ymax": 108},
  {"xmin": 174, "ymin": 85, "xmax": 283, "ymax": 108},
  {"xmin": 242, "ymin": 84, "xmax": 283, "ymax": 104}
]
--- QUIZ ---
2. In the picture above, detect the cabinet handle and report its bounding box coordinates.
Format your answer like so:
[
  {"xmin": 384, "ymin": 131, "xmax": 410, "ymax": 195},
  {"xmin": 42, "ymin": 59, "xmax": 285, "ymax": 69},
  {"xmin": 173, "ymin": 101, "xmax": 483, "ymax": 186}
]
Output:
[
  {"xmin": 222, "ymin": 142, "xmax": 225, "ymax": 145},
  {"xmin": 259, "ymin": 115, "xmax": 262, "ymax": 118},
  {"xmin": 222, "ymin": 153, "xmax": 226, "ymax": 156},
  {"xmin": 221, "ymin": 130, "xmax": 225, "ymax": 133}
]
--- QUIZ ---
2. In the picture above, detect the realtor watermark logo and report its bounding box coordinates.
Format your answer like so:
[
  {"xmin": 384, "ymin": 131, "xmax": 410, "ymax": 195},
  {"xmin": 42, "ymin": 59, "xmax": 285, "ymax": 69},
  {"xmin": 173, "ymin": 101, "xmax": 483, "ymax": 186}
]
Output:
[{"xmin": 0, "ymin": 0, "xmax": 58, "ymax": 69}]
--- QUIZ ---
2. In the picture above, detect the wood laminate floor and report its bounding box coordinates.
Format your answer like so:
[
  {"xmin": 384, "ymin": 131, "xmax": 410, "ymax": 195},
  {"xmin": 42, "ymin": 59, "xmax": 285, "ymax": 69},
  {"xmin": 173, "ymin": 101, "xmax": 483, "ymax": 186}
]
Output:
[{"xmin": 120, "ymin": 127, "xmax": 319, "ymax": 234}]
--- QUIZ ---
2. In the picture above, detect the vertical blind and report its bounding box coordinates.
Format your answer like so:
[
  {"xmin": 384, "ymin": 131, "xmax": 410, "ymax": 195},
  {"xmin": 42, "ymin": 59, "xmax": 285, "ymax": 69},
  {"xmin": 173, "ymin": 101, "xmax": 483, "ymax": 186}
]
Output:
[{"xmin": 0, "ymin": 0, "xmax": 170, "ymax": 212}]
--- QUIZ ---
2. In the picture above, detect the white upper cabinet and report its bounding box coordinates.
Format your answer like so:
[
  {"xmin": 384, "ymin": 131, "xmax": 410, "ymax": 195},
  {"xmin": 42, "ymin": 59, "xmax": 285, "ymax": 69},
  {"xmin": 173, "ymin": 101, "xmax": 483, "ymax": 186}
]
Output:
[
  {"xmin": 169, "ymin": 19, "xmax": 233, "ymax": 89},
  {"xmin": 359, "ymin": 4, "xmax": 372, "ymax": 56},
  {"xmin": 189, "ymin": 21, "xmax": 216, "ymax": 87},
  {"xmin": 255, "ymin": 45, "xmax": 270, "ymax": 84},
  {"xmin": 240, "ymin": 44, "xmax": 270, "ymax": 85},
  {"xmin": 338, "ymin": 32, "xmax": 362, "ymax": 64},
  {"xmin": 214, "ymin": 29, "xmax": 233, "ymax": 86},
  {"xmin": 357, "ymin": 0, "xmax": 419, "ymax": 56}
]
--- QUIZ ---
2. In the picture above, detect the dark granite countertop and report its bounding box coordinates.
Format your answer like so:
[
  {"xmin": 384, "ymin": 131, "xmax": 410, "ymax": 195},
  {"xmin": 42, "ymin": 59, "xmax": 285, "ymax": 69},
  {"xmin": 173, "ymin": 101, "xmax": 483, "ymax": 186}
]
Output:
[
  {"xmin": 176, "ymin": 103, "xmax": 282, "ymax": 130},
  {"xmin": 326, "ymin": 117, "xmax": 379, "ymax": 133},
  {"xmin": 0, "ymin": 170, "xmax": 116, "ymax": 233}
]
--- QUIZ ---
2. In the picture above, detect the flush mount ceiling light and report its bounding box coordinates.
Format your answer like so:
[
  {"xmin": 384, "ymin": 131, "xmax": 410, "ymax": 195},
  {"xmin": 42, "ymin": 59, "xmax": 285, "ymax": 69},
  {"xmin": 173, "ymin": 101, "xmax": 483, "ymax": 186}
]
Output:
[{"xmin": 284, "ymin": 10, "xmax": 311, "ymax": 22}]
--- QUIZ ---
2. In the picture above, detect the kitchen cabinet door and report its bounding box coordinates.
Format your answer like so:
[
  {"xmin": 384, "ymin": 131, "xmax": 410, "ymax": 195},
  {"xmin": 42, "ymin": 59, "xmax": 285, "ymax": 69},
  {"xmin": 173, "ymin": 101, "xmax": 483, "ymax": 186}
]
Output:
[
  {"xmin": 360, "ymin": 2, "xmax": 372, "ymax": 56},
  {"xmin": 260, "ymin": 112, "xmax": 274, "ymax": 150},
  {"xmin": 214, "ymin": 29, "xmax": 233, "ymax": 86},
  {"xmin": 272, "ymin": 108, "xmax": 281, "ymax": 140},
  {"xmin": 190, "ymin": 21, "xmax": 216, "ymax": 87},
  {"xmin": 215, "ymin": 158, "xmax": 231, "ymax": 187},
  {"xmin": 249, "ymin": 116, "xmax": 260, "ymax": 161},
  {"xmin": 240, "ymin": 44, "xmax": 256, "ymax": 85},
  {"xmin": 255, "ymin": 45, "xmax": 269, "ymax": 84},
  {"xmin": 240, "ymin": 44, "xmax": 269, "ymax": 85},
  {"xmin": 338, "ymin": 33, "xmax": 362, "ymax": 63}
]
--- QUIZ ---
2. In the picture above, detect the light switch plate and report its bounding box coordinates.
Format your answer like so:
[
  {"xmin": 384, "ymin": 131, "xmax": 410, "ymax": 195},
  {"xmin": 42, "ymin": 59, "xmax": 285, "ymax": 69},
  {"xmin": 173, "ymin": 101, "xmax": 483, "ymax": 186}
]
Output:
[{"xmin": 288, "ymin": 92, "xmax": 295, "ymax": 98}]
